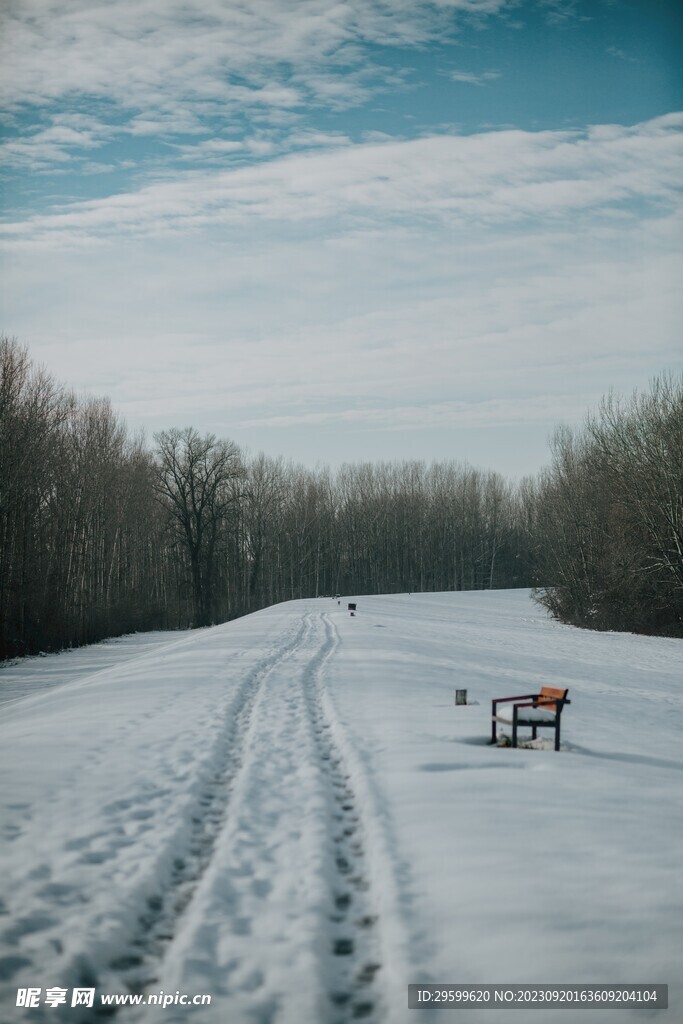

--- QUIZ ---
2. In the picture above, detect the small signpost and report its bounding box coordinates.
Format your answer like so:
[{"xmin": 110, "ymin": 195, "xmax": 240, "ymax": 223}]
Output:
[{"xmin": 455, "ymin": 689, "xmax": 468, "ymax": 705}]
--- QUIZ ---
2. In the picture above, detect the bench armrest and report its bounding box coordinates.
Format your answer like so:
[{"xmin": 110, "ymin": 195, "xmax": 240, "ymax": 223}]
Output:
[{"xmin": 492, "ymin": 693, "xmax": 539, "ymax": 708}]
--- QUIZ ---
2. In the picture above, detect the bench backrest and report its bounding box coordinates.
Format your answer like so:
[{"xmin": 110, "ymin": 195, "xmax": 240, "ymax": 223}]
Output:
[{"xmin": 537, "ymin": 686, "xmax": 569, "ymax": 711}]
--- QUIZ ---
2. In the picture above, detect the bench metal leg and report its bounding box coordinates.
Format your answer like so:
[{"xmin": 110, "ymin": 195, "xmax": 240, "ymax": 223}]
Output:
[
  {"xmin": 512, "ymin": 717, "xmax": 518, "ymax": 748},
  {"xmin": 555, "ymin": 721, "xmax": 561, "ymax": 751}
]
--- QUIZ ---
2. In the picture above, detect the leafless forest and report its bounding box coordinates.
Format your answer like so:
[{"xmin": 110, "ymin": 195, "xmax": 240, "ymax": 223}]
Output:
[{"xmin": 1, "ymin": 336, "xmax": 681, "ymax": 659}]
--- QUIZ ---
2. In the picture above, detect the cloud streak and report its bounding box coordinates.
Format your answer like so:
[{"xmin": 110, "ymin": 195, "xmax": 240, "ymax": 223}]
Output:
[
  {"xmin": 449, "ymin": 69, "xmax": 501, "ymax": 85},
  {"xmin": 2, "ymin": 114, "xmax": 681, "ymax": 249}
]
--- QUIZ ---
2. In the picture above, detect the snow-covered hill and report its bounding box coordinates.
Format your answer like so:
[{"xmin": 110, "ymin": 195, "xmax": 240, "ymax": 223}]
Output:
[{"xmin": 1, "ymin": 590, "xmax": 681, "ymax": 1022}]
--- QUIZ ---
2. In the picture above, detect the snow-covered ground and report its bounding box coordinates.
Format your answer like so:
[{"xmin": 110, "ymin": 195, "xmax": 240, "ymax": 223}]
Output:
[
  {"xmin": 0, "ymin": 631, "xmax": 201, "ymax": 711},
  {"xmin": 0, "ymin": 590, "xmax": 681, "ymax": 1023}
]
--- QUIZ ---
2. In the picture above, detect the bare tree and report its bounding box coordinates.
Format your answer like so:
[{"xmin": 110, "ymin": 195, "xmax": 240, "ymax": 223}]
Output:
[{"xmin": 154, "ymin": 428, "xmax": 242, "ymax": 626}]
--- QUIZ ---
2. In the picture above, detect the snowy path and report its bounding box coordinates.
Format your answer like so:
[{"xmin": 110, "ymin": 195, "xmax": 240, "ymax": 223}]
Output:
[
  {"xmin": 154, "ymin": 612, "xmax": 387, "ymax": 1023},
  {"xmin": 0, "ymin": 607, "xmax": 401, "ymax": 1023},
  {"xmin": 1, "ymin": 591, "xmax": 681, "ymax": 1023}
]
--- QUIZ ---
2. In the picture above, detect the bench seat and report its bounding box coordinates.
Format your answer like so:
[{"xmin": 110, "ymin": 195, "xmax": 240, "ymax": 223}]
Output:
[{"xmin": 494, "ymin": 704, "xmax": 556, "ymax": 724}]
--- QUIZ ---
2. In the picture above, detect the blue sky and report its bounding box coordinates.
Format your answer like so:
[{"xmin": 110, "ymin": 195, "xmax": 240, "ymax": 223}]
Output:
[{"xmin": 1, "ymin": 0, "xmax": 681, "ymax": 477}]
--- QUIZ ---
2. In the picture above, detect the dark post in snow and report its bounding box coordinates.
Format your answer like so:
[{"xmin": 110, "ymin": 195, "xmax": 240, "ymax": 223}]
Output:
[{"xmin": 455, "ymin": 689, "xmax": 468, "ymax": 705}]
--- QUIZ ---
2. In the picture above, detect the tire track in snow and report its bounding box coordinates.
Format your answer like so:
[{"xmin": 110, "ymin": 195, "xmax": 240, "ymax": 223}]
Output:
[
  {"xmin": 146, "ymin": 609, "xmax": 334, "ymax": 1023},
  {"xmin": 110, "ymin": 609, "xmax": 398, "ymax": 1022},
  {"xmin": 311, "ymin": 612, "xmax": 415, "ymax": 1024},
  {"xmin": 92, "ymin": 614, "xmax": 316, "ymax": 1014},
  {"xmin": 302, "ymin": 613, "xmax": 384, "ymax": 1022}
]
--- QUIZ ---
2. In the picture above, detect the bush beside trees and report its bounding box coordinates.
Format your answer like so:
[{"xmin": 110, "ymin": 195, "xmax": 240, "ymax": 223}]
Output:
[{"xmin": 530, "ymin": 375, "xmax": 683, "ymax": 636}]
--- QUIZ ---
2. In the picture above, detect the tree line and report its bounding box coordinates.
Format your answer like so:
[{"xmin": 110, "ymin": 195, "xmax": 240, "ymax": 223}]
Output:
[
  {"xmin": 529, "ymin": 375, "xmax": 683, "ymax": 636},
  {"xmin": 1, "ymin": 336, "xmax": 681, "ymax": 658}
]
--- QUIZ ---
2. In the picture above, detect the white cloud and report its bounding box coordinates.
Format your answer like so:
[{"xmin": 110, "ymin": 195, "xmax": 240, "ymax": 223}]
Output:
[
  {"xmin": 0, "ymin": 0, "xmax": 509, "ymax": 119},
  {"xmin": 2, "ymin": 114, "xmax": 680, "ymax": 248},
  {"xmin": 4, "ymin": 206, "xmax": 679, "ymax": 444},
  {"xmin": 174, "ymin": 139, "xmax": 245, "ymax": 162},
  {"xmin": 449, "ymin": 69, "xmax": 501, "ymax": 85},
  {"xmin": 606, "ymin": 46, "xmax": 639, "ymax": 64},
  {"xmin": 538, "ymin": 0, "xmax": 587, "ymax": 25},
  {"xmin": 3, "ymin": 112, "xmax": 680, "ymax": 451},
  {"xmin": 1, "ymin": 1, "xmax": 679, "ymax": 477},
  {"xmin": 235, "ymin": 394, "xmax": 599, "ymax": 431},
  {"xmin": 0, "ymin": 113, "xmax": 114, "ymax": 170},
  {"xmin": 0, "ymin": 0, "xmax": 520, "ymax": 181}
]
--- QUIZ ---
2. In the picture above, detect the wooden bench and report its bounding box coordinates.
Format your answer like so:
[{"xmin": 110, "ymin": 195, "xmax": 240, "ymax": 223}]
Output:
[{"xmin": 491, "ymin": 686, "xmax": 570, "ymax": 751}]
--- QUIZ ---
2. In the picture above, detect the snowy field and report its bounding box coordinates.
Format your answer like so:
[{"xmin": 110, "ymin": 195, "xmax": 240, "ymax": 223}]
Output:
[{"xmin": 0, "ymin": 590, "xmax": 681, "ymax": 1023}]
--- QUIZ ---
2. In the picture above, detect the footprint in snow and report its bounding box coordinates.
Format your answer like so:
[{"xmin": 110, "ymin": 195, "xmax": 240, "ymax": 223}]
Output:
[{"xmin": 333, "ymin": 937, "xmax": 354, "ymax": 956}]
